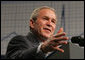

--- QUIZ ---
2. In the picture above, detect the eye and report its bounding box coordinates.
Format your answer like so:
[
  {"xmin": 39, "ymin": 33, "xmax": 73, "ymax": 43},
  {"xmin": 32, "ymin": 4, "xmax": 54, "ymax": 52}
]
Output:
[
  {"xmin": 52, "ymin": 19, "xmax": 56, "ymax": 24},
  {"xmin": 43, "ymin": 17, "xmax": 49, "ymax": 20}
]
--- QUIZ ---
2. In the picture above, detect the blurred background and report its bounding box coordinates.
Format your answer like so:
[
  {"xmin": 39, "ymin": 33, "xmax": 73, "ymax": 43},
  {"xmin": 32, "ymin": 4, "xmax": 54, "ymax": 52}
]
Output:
[{"xmin": 1, "ymin": 1, "xmax": 84, "ymax": 59}]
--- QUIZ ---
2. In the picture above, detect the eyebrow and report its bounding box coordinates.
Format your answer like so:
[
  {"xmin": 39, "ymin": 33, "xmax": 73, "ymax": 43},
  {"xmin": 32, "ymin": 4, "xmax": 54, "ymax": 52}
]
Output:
[{"xmin": 43, "ymin": 16, "xmax": 56, "ymax": 21}]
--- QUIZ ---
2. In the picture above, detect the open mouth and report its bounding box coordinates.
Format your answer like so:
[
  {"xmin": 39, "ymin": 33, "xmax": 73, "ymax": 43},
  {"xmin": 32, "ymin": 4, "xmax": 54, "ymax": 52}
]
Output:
[{"xmin": 43, "ymin": 28, "xmax": 51, "ymax": 32}]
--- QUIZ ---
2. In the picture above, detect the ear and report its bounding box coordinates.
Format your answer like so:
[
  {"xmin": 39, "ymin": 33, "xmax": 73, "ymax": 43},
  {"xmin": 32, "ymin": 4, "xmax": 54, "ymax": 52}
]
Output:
[{"xmin": 30, "ymin": 19, "xmax": 35, "ymax": 29}]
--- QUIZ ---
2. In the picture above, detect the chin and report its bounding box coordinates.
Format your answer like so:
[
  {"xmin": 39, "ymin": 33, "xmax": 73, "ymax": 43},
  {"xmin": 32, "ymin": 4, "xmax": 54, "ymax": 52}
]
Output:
[{"xmin": 42, "ymin": 33, "xmax": 52, "ymax": 39}]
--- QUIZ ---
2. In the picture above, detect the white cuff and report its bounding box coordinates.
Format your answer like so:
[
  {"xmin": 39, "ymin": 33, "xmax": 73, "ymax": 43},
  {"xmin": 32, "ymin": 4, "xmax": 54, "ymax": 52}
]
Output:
[{"xmin": 37, "ymin": 42, "xmax": 43, "ymax": 53}]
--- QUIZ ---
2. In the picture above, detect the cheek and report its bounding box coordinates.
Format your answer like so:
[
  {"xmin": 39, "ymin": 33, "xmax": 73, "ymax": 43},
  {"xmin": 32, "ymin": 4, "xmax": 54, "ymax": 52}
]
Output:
[
  {"xmin": 35, "ymin": 23, "xmax": 44, "ymax": 32},
  {"xmin": 52, "ymin": 25, "xmax": 56, "ymax": 32},
  {"xmin": 36, "ymin": 20, "xmax": 45, "ymax": 30}
]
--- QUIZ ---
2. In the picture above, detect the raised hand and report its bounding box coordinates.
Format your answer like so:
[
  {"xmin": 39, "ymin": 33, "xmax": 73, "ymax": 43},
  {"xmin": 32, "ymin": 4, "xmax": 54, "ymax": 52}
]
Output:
[{"xmin": 41, "ymin": 27, "xmax": 69, "ymax": 53}]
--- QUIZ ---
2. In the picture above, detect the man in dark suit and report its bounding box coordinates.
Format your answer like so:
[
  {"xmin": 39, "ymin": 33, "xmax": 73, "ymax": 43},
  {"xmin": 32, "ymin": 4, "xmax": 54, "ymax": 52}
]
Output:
[{"xmin": 6, "ymin": 6, "xmax": 69, "ymax": 59}]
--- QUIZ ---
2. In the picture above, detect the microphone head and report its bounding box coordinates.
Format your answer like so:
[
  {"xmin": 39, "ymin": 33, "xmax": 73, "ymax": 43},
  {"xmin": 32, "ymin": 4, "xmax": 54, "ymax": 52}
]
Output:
[
  {"xmin": 71, "ymin": 36, "xmax": 81, "ymax": 43},
  {"xmin": 71, "ymin": 36, "xmax": 84, "ymax": 47}
]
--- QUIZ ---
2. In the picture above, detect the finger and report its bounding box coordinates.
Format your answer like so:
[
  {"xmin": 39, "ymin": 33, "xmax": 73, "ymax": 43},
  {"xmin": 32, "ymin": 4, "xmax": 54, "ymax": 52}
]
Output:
[
  {"xmin": 53, "ymin": 41, "xmax": 68, "ymax": 46},
  {"xmin": 57, "ymin": 27, "xmax": 63, "ymax": 33},
  {"xmin": 54, "ymin": 32, "xmax": 66, "ymax": 38},
  {"xmin": 57, "ymin": 41, "xmax": 68, "ymax": 45},
  {"xmin": 51, "ymin": 41, "xmax": 68, "ymax": 47},
  {"xmin": 53, "ymin": 37, "xmax": 69, "ymax": 42},
  {"xmin": 53, "ymin": 47, "xmax": 64, "ymax": 52}
]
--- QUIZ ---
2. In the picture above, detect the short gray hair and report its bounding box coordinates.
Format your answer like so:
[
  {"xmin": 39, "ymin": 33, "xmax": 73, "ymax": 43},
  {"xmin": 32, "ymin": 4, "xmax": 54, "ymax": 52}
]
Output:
[
  {"xmin": 29, "ymin": 6, "xmax": 57, "ymax": 32},
  {"xmin": 30, "ymin": 6, "xmax": 56, "ymax": 21}
]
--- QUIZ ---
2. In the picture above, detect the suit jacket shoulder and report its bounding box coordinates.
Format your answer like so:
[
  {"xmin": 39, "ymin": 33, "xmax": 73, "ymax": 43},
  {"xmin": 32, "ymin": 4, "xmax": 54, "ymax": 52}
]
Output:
[{"xmin": 6, "ymin": 32, "xmax": 45, "ymax": 59}]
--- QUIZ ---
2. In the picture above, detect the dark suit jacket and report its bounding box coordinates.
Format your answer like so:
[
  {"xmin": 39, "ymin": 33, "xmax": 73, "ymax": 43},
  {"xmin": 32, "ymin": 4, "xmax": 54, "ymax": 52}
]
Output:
[{"xmin": 6, "ymin": 32, "xmax": 45, "ymax": 59}]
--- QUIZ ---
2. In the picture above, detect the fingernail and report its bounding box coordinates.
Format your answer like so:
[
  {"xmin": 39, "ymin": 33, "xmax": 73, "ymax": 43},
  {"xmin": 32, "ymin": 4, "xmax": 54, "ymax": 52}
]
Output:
[
  {"xmin": 62, "ymin": 50, "xmax": 64, "ymax": 53},
  {"xmin": 67, "ymin": 37, "xmax": 69, "ymax": 40}
]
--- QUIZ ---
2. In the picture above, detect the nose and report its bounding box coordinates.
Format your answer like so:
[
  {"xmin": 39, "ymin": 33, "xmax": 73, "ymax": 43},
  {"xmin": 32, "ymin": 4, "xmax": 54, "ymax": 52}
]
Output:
[{"xmin": 46, "ymin": 20, "xmax": 52, "ymax": 27}]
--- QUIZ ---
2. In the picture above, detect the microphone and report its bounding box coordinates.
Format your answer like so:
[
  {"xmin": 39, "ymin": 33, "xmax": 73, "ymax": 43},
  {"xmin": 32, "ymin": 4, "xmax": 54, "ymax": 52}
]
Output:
[{"xmin": 71, "ymin": 36, "xmax": 84, "ymax": 47}]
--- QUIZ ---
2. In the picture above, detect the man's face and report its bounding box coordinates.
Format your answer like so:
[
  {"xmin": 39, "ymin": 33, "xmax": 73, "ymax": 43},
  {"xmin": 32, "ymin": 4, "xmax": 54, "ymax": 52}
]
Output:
[{"xmin": 30, "ymin": 9, "xmax": 57, "ymax": 39}]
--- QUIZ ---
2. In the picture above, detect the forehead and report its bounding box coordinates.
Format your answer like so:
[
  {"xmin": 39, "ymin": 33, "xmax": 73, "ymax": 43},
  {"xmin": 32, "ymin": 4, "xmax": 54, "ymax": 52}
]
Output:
[{"xmin": 38, "ymin": 9, "xmax": 57, "ymax": 19}]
